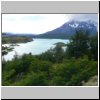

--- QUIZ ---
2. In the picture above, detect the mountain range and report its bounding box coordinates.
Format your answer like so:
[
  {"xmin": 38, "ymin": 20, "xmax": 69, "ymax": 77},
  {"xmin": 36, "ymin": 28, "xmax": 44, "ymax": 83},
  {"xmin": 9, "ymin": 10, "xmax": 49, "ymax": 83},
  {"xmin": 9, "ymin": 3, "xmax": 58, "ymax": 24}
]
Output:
[
  {"xmin": 2, "ymin": 20, "xmax": 98, "ymax": 39},
  {"xmin": 36, "ymin": 20, "xmax": 98, "ymax": 39}
]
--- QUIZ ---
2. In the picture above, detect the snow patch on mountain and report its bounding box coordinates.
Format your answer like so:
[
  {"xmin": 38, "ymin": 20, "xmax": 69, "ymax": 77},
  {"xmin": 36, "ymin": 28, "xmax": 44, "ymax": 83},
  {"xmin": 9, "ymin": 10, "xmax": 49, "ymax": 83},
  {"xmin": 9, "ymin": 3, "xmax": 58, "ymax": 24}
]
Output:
[{"xmin": 69, "ymin": 23, "xmax": 79, "ymax": 28}]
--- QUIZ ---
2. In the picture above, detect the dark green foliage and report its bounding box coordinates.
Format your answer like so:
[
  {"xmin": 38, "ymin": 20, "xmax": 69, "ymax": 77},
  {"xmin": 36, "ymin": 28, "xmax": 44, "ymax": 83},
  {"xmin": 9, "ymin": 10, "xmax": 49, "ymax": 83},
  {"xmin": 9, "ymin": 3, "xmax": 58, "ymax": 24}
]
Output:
[
  {"xmin": 66, "ymin": 30, "xmax": 90, "ymax": 58},
  {"xmin": 2, "ymin": 54, "xmax": 98, "ymax": 86},
  {"xmin": 2, "ymin": 30, "xmax": 98, "ymax": 86},
  {"xmin": 88, "ymin": 34, "xmax": 98, "ymax": 60},
  {"xmin": 65, "ymin": 57, "xmax": 98, "ymax": 86},
  {"xmin": 66, "ymin": 30, "xmax": 98, "ymax": 61},
  {"xmin": 38, "ymin": 44, "xmax": 64, "ymax": 63},
  {"xmin": 15, "ymin": 72, "xmax": 48, "ymax": 86}
]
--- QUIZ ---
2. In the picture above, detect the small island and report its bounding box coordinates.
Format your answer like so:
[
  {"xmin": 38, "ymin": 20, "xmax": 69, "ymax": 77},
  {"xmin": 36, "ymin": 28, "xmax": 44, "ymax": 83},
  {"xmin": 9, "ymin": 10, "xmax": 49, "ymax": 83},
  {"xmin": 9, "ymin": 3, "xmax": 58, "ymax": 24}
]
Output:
[{"xmin": 54, "ymin": 42, "xmax": 66, "ymax": 47}]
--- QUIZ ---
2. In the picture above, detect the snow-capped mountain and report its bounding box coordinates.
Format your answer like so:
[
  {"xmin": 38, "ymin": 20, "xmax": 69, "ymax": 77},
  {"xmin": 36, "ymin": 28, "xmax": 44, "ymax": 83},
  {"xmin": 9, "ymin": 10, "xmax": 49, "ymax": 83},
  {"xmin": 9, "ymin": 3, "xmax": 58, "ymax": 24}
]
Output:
[
  {"xmin": 61, "ymin": 20, "xmax": 97, "ymax": 35},
  {"xmin": 37, "ymin": 20, "xmax": 98, "ymax": 39}
]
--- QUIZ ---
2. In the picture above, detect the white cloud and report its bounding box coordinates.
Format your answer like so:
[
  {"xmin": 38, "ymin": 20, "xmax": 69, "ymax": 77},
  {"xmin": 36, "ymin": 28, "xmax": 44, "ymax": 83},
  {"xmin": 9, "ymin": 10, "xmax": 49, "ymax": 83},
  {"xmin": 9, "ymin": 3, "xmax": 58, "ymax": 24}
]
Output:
[
  {"xmin": 2, "ymin": 14, "xmax": 98, "ymax": 34},
  {"xmin": 2, "ymin": 14, "xmax": 68, "ymax": 34},
  {"xmin": 68, "ymin": 14, "xmax": 98, "ymax": 22}
]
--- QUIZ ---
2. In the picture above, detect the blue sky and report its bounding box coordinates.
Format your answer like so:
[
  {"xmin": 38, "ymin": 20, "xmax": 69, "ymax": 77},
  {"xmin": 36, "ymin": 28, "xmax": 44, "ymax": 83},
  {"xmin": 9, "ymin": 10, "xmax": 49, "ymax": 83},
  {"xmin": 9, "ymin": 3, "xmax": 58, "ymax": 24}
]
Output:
[{"xmin": 2, "ymin": 14, "xmax": 98, "ymax": 34}]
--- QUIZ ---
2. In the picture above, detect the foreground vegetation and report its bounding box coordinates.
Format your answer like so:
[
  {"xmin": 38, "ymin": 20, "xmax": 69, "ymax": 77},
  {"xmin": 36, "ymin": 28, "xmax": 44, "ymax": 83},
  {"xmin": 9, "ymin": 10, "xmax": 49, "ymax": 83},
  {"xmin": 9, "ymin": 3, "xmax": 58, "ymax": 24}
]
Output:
[{"xmin": 2, "ymin": 30, "xmax": 98, "ymax": 86}]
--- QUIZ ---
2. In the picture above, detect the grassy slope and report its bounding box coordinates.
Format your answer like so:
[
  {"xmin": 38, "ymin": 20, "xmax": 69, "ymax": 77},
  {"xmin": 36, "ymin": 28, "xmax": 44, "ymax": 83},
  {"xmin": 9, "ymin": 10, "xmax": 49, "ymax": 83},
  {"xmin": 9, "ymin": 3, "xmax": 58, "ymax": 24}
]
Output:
[{"xmin": 2, "ymin": 36, "xmax": 33, "ymax": 44}]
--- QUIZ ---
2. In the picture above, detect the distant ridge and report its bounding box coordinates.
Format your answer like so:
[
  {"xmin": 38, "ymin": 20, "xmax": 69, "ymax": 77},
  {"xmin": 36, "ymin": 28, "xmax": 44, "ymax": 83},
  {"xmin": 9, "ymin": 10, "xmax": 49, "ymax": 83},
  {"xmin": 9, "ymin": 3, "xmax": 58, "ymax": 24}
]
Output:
[{"xmin": 2, "ymin": 33, "xmax": 35, "ymax": 37}]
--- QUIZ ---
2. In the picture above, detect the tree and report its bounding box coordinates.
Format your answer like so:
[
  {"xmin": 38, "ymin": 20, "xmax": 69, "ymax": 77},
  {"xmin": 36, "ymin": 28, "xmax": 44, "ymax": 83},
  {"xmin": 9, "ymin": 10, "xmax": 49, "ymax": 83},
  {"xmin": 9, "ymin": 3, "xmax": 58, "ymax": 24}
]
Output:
[
  {"xmin": 66, "ymin": 29, "xmax": 90, "ymax": 58},
  {"xmin": 88, "ymin": 34, "xmax": 98, "ymax": 60},
  {"xmin": 13, "ymin": 51, "xmax": 18, "ymax": 60},
  {"xmin": 20, "ymin": 72, "xmax": 48, "ymax": 86},
  {"xmin": 53, "ymin": 44, "xmax": 64, "ymax": 63},
  {"xmin": 39, "ymin": 45, "xmax": 64, "ymax": 63}
]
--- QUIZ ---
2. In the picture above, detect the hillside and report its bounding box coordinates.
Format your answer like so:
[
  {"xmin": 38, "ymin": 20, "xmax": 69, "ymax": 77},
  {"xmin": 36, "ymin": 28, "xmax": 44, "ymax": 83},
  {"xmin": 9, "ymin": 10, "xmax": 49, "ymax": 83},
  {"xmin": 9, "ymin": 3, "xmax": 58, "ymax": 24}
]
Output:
[
  {"xmin": 36, "ymin": 20, "xmax": 97, "ymax": 39},
  {"xmin": 2, "ymin": 36, "xmax": 33, "ymax": 44}
]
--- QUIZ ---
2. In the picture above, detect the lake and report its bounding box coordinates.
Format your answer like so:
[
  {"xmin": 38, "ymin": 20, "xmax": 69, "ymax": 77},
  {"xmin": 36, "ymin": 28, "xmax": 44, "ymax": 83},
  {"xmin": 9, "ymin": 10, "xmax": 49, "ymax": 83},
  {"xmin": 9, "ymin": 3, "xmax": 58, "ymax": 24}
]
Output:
[{"xmin": 3, "ymin": 38, "xmax": 69, "ymax": 61}]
